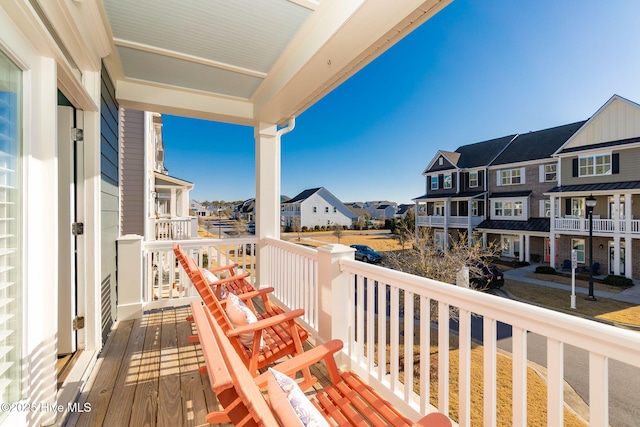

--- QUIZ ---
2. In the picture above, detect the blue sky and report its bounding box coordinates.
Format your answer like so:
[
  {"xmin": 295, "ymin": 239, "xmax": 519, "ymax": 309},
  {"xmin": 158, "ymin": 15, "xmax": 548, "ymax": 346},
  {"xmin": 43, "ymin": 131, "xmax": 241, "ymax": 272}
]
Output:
[{"xmin": 162, "ymin": 0, "xmax": 640, "ymax": 205}]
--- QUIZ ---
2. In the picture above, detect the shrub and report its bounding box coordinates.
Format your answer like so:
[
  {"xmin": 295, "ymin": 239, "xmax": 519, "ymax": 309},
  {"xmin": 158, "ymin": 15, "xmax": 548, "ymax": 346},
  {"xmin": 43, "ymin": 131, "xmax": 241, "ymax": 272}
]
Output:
[
  {"xmin": 535, "ymin": 266, "xmax": 556, "ymax": 274},
  {"xmin": 314, "ymin": 225, "xmax": 320, "ymax": 231},
  {"xmin": 603, "ymin": 275, "xmax": 633, "ymax": 287},
  {"xmin": 301, "ymin": 226, "xmax": 308, "ymax": 232}
]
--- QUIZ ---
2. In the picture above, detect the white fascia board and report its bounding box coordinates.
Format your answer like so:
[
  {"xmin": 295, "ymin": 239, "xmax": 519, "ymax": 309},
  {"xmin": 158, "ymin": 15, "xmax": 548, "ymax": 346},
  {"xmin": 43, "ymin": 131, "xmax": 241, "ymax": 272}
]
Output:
[
  {"xmin": 488, "ymin": 158, "xmax": 550, "ymax": 170},
  {"xmin": 116, "ymin": 80, "xmax": 255, "ymax": 125},
  {"xmin": 253, "ymin": 0, "xmax": 452, "ymax": 124},
  {"xmin": 422, "ymin": 150, "xmax": 460, "ymax": 175}
]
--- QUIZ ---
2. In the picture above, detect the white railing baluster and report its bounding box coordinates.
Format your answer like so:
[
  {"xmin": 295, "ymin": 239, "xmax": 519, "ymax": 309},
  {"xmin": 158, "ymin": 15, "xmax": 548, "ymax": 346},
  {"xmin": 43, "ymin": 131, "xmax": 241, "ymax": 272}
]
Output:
[
  {"xmin": 390, "ymin": 286, "xmax": 400, "ymax": 393},
  {"xmin": 438, "ymin": 301, "xmax": 449, "ymax": 415},
  {"xmin": 458, "ymin": 308, "xmax": 471, "ymax": 427},
  {"xmin": 547, "ymin": 338, "xmax": 564, "ymax": 426},
  {"xmin": 355, "ymin": 274, "xmax": 365, "ymax": 365},
  {"xmin": 377, "ymin": 281, "xmax": 387, "ymax": 384},
  {"xmin": 366, "ymin": 275, "xmax": 375, "ymax": 376},
  {"xmin": 483, "ymin": 317, "xmax": 497, "ymax": 427},
  {"xmin": 403, "ymin": 291, "xmax": 414, "ymax": 401},
  {"xmin": 512, "ymin": 326, "xmax": 527, "ymax": 427},
  {"xmin": 419, "ymin": 296, "xmax": 430, "ymax": 414},
  {"xmin": 589, "ymin": 352, "xmax": 609, "ymax": 426}
]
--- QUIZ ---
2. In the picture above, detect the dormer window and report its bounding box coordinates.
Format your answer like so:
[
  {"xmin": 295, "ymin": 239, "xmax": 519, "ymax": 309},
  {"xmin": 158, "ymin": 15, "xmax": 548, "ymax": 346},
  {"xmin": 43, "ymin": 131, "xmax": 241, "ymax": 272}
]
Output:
[{"xmin": 438, "ymin": 157, "xmax": 443, "ymax": 165}]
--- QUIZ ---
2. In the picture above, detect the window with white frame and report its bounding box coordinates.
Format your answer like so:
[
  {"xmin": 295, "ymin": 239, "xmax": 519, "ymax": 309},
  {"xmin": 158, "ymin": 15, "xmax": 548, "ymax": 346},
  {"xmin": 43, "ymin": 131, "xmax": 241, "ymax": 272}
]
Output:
[
  {"xmin": 544, "ymin": 199, "xmax": 551, "ymax": 217},
  {"xmin": 494, "ymin": 201, "xmax": 503, "ymax": 216},
  {"xmin": 325, "ymin": 206, "xmax": 329, "ymax": 213},
  {"xmin": 443, "ymin": 173, "xmax": 452, "ymax": 189},
  {"xmin": 571, "ymin": 198, "xmax": 584, "ymax": 217},
  {"xmin": 500, "ymin": 168, "xmax": 522, "ymax": 185},
  {"xmin": 0, "ymin": 50, "xmax": 22, "ymax": 405},
  {"xmin": 544, "ymin": 164, "xmax": 557, "ymax": 181},
  {"xmin": 579, "ymin": 154, "xmax": 611, "ymax": 176},
  {"xmin": 313, "ymin": 207, "xmax": 317, "ymax": 213},
  {"xmin": 469, "ymin": 171, "xmax": 478, "ymax": 187},
  {"xmin": 493, "ymin": 199, "xmax": 525, "ymax": 219},
  {"xmin": 333, "ymin": 207, "xmax": 337, "ymax": 213},
  {"xmin": 471, "ymin": 200, "xmax": 479, "ymax": 216},
  {"xmin": 430, "ymin": 176, "xmax": 438, "ymax": 190},
  {"xmin": 572, "ymin": 238, "xmax": 585, "ymax": 263}
]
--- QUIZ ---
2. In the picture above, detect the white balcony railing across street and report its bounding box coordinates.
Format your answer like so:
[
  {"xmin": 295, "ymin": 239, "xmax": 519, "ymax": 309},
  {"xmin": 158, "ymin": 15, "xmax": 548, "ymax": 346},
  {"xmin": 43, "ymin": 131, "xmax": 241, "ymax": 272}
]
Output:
[
  {"xmin": 118, "ymin": 236, "xmax": 640, "ymax": 426},
  {"xmin": 417, "ymin": 215, "xmax": 484, "ymax": 228},
  {"xmin": 555, "ymin": 217, "xmax": 640, "ymax": 234}
]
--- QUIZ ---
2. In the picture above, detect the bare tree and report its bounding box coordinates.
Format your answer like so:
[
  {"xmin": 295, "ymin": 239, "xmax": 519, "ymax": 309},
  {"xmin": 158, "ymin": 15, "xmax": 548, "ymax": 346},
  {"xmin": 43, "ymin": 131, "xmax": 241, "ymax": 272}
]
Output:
[
  {"xmin": 233, "ymin": 218, "xmax": 248, "ymax": 236},
  {"xmin": 292, "ymin": 217, "xmax": 302, "ymax": 241},
  {"xmin": 331, "ymin": 223, "xmax": 345, "ymax": 243},
  {"xmin": 392, "ymin": 209, "xmax": 415, "ymax": 252}
]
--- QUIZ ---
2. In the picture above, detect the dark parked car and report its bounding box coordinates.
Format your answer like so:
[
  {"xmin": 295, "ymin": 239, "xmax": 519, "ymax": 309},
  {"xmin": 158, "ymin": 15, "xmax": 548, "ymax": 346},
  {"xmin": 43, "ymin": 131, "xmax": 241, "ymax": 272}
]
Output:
[
  {"xmin": 350, "ymin": 244, "xmax": 382, "ymax": 263},
  {"xmin": 469, "ymin": 262, "xmax": 504, "ymax": 289}
]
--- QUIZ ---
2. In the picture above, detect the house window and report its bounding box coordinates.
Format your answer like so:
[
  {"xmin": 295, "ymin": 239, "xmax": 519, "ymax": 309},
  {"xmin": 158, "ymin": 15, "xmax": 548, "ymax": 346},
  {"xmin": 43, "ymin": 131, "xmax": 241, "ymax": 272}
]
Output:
[
  {"xmin": 469, "ymin": 171, "xmax": 478, "ymax": 187},
  {"xmin": 544, "ymin": 200, "xmax": 551, "ymax": 217},
  {"xmin": 430, "ymin": 176, "xmax": 438, "ymax": 190},
  {"xmin": 571, "ymin": 198, "xmax": 584, "ymax": 217},
  {"xmin": 443, "ymin": 174, "xmax": 452, "ymax": 189},
  {"xmin": 438, "ymin": 157, "xmax": 443, "ymax": 165},
  {"xmin": 313, "ymin": 207, "xmax": 317, "ymax": 213},
  {"xmin": 503, "ymin": 201, "xmax": 513, "ymax": 216},
  {"xmin": 494, "ymin": 200, "xmax": 524, "ymax": 218},
  {"xmin": 325, "ymin": 207, "xmax": 329, "ymax": 213},
  {"xmin": 0, "ymin": 50, "xmax": 22, "ymax": 405},
  {"xmin": 333, "ymin": 207, "xmax": 337, "ymax": 213},
  {"xmin": 514, "ymin": 201, "xmax": 523, "ymax": 216},
  {"xmin": 494, "ymin": 201, "xmax": 503, "ymax": 216},
  {"xmin": 544, "ymin": 164, "xmax": 557, "ymax": 181},
  {"xmin": 500, "ymin": 168, "xmax": 522, "ymax": 185},
  {"xmin": 471, "ymin": 200, "xmax": 479, "ymax": 216},
  {"xmin": 572, "ymin": 238, "xmax": 585, "ymax": 263},
  {"xmin": 579, "ymin": 154, "xmax": 611, "ymax": 176}
]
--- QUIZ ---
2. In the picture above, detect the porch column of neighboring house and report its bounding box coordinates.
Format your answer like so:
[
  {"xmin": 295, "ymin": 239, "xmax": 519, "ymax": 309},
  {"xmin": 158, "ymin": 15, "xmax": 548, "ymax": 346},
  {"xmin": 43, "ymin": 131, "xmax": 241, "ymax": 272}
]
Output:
[
  {"xmin": 625, "ymin": 193, "xmax": 633, "ymax": 278},
  {"xmin": 519, "ymin": 234, "xmax": 525, "ymax": 262},
  {"xmin": 170, "ymin": 188, "xmax": 177, "ymax": 217},
  {"xmin": 524, "ymin": 235, "xmax": 530, "ymax": 263},
  {"xmin": 443, "ymin": 199, "xmax": 449, "ymax": 249},
  {"xmin": 467, "ymin": 199, "xmax": 473, "ymax": 245},
  {"xmin": 482, "ymin": 232, "xmax": 487, "ymax": 249},
  {"xmin": 613, "ymin": 194, "xmax": 621, "ymax": 276},
  {"xmin": 414, "ymin": 201, "xmax": 419, "ymax": 241},
  {"xmin": 255, "ymin": 123, "xmax": 281, "ymax": 289},
  {"xmin": 550, "ymin": 195, "xmax": 557, "ymax": 269}
]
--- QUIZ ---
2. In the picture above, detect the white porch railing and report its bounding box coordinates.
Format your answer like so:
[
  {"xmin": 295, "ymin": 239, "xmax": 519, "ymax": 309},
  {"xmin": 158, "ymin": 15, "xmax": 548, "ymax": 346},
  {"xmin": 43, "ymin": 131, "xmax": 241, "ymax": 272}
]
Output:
[
  {"xmin": 153, "ymin": 217, "xmax": 198, "ymax": 240},
  {"xmin": 554, "ymin": 217, "xmax": 640, "ymax": 234},
  {"xmin": 119, "ymin": 236, "xmax": 640, "ymax": 426},
  {"xmin": 417, "ymin": 215, "xmax": 484, "ymax": 228}
]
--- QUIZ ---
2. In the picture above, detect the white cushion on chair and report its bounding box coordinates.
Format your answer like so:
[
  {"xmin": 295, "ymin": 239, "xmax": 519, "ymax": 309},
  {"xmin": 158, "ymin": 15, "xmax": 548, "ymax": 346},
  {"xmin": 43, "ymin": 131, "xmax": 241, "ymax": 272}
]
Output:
[
  {"xmin": 267, "ymin": 368, "xmax": 328, "ymax": 427},
  {"xmin": 225, "ymin": 293, "xmax": 262, "ymax": 349}
]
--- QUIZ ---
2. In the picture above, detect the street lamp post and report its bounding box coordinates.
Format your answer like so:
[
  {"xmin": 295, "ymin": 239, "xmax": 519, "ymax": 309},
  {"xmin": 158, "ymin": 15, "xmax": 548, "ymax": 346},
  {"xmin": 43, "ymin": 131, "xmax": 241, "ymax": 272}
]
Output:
[
  {"xmin": 217, "ymin": 208, "xmax": 222, "ymax": 239},
  {"xmin": 585, "ymin": 194, "xmax": 597, "ymax": 301}
]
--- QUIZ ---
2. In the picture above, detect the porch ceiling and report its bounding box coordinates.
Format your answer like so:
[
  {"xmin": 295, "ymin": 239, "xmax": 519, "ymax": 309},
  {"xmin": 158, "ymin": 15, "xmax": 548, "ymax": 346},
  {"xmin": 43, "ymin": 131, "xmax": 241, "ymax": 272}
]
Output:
[{"xmin": 100, "ymin": 0, "xmax": 452, "ymax": 125}]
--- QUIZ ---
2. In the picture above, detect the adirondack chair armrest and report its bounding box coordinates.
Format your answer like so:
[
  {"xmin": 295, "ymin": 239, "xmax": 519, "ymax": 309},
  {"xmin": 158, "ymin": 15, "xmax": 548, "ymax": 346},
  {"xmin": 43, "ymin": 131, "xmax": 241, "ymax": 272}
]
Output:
[
  {"xmin": 208, "ymin": 263, "xmax": 239, "ymax": 274},
  {"xmin": 211, "ymin": 272, "xmax": 251, "ymax": 286},
  {"xmin": 254, "ymin": 339, "xmax": 344, "ymax": 389},
  {"xmin": 411, "ymin": 412, "xmax": 452, "ymax": 427},
  {"xmin": 227, "ymin": 308, "xmax": 305, "ymax": 337},
  {"xmin": 236, "ymin": 287, "xmax": 276, "ymax": 311}
]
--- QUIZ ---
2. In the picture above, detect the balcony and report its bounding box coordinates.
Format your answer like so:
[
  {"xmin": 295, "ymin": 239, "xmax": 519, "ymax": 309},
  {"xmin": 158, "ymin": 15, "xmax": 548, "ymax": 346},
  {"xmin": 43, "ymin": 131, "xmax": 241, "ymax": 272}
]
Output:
[
  {"xmin": 554, "ymin": 216, "xmax": 640, "ymax": 234},
  {"xmin": 148, "ymin": 217, "xmax": 199, "ymax": 240},
  {"xmin": 417, "ymin": 215, "xmax": 485, "ymax": 228},
  {"xmin": 108, "ymin": 235, "xmax": 640, "ymax": 426}
]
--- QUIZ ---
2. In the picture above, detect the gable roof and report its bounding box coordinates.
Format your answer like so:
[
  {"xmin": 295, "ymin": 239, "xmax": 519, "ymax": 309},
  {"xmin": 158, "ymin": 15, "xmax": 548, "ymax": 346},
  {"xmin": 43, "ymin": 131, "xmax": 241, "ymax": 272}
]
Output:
[
  {"xmin": 454, "ymin": 134, "xmax": 516, "ymax": 169},
  {"xmin": 491, "ymin": 121, "xmax": 585, "ymax": 165},
  {"xmin": 554, "ymin": 95, "xmax": 640, "ymax": 155},
  {"xmin": 284, "ymin": 187, "xmax": 322, "ymax": 204}
]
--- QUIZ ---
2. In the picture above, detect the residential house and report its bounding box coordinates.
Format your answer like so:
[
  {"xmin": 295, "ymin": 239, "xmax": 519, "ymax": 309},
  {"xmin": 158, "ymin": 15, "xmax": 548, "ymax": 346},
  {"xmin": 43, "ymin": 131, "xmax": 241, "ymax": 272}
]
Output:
[
  {"xmin": 548, "ymin": 95, "xmax": 640, "ymax": 279},
  {"xmin": 235, "ymin": 198, "xmax": 256, "ymax": 223},
  {"xmin": 282, "ymin": 187, "xmax": 356, "ymax": 229},
  {"xmin": 2, "ymin": 2, "xmax": 635, "ymax": 427},
  {"xmin": 396, "ymin": 203, "xmax": 415, "ymax": 219},
  {"xmin": 363, "ymin": 200, "xmax": 397, "ymax": 221},
  {"xmin": 190, "ymin": 199, "xmax": 213, "ymax": 217},
  {"xmin": 414, "ymin": 136, "xmax": 514, "ymax": 249},
  {"xmin": 120, "ymin": 110, "xmax": 195, "ymax": 240},
  {"xmin": 476, "ymin": 121, "xmax": 585, "ymax": 262}
]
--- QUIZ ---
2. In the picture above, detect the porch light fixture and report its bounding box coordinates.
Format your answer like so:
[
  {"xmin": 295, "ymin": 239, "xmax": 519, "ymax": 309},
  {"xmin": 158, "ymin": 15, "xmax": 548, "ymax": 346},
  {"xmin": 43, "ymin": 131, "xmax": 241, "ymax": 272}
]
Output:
[{"xmin": 585, "ymin": 195, "xmax": 597, "ymax": 301}]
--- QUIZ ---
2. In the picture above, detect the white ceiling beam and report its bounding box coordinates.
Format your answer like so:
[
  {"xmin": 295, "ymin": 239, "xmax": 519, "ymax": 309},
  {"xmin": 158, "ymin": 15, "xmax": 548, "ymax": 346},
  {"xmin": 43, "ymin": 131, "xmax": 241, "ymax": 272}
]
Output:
[
  {"xmin": 253, "ymin": 0, "xmax": 452, "ymax": 124},
  {"xmin": 286, "ymin": 0, "xmax": 320, "ymax": 11},
  {"xmin": 113, "ymin": 38, "xmax": 268, "ymax": 79},
  {"xmin": 116, "ymin": 80, "xmax": 255, "ymax": 125}
]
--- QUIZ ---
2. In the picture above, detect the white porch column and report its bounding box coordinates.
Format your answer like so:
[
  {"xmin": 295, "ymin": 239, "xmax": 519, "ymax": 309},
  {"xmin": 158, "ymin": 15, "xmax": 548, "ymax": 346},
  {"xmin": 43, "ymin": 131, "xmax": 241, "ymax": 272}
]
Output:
[
  {"xmin": 613, "ymin": 235, "xmax": 621, "ymax": 276},
  {"xmin": 613, "ymin": 194, "xmax": 621, "ymax": 233},
  {"xmin": 255, "ymin": 123, "xmax": 281, "ymax": 288},
  {"xmin": 317, "ymin": 244, "xmax": 354, "ymax": 366},
  {"xmin": 524, "ymin": 235, "xmax": 530, "ymax": 263},
  {"xmin": 625, "ymin": 236, "xmax": 632, "ymax": 279},
  {"xmin": 550, "ymin": 195, "xmax": 557, "ymax": 269},
  {"xmin": 625, "ymin": 193, "xmax": 632, "ymax": 233},
  {"xmin": 519, "ymin": 234, "xmax": 525, "ymax": 262},
  {"xmin": 116, "ymin": 235, "xmax": 144, "ymax": 320},
  {"xmin": 467, "ymin": 199, "xmax": 473, "ymax": 245},
  {"xmin": 443, "ymin": 200, "xmax": 449, "ymax": 250},
  {"xmin": 482, "ymin": 232, "xmax": 488, "ymax": 249},
  {"xmin": 170, "ymin": 188, "xmax": 177, "ymax": 217}
]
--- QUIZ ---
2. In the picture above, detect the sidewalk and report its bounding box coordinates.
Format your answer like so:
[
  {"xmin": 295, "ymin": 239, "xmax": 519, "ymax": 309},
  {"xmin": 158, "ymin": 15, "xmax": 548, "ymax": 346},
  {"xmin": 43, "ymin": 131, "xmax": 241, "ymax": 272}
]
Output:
[{"xmin": 503, "ymin": 263, "xmax": 640, "ymax": 305}]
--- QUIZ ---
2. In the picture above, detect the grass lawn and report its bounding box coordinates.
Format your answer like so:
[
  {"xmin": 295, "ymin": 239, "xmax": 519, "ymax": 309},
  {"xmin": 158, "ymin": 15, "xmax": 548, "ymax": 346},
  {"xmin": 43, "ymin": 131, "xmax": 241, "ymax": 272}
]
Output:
[{"xmin": 283, "ymin": 230, "xmax": 406, "ymax": 251}]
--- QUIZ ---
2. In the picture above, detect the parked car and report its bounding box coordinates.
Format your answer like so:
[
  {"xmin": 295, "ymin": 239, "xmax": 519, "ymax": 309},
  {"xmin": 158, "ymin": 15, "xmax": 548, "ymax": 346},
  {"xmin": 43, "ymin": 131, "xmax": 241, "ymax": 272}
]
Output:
[
  {"xmin": 350, "ymin": 244, "xmax": 382, "ymax": 263},
  {"xmin": 468, "ymin": 262, "xmax": 504, "ymax": 289}
]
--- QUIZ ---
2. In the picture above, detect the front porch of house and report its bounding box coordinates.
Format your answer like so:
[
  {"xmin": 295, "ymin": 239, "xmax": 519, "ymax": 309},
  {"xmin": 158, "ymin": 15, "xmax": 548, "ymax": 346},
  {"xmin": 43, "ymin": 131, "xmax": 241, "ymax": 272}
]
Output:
[{"xmin": 106, "ymin": 236, "xmax": 640, "ymax": 426}]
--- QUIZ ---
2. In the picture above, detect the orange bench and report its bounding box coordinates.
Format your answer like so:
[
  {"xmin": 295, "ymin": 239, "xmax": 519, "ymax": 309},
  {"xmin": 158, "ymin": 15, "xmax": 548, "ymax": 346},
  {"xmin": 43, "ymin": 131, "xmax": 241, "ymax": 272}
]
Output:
[{"xmin": 190, "ymin": 301, "xmax": 452, "ymax": 427}]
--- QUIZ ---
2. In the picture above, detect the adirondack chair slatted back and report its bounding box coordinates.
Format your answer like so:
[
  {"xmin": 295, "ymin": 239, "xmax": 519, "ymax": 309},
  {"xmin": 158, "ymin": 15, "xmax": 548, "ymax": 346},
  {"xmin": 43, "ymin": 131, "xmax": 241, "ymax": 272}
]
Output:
[{"xmin": 176, "ymin": 243, "xmax": 311, "ymax": 377}]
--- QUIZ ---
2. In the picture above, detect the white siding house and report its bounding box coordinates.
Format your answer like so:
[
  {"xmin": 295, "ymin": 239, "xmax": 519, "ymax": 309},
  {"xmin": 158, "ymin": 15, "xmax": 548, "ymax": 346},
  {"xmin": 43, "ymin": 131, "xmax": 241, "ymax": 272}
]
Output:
[{"xmin": 282, "ymin": 187, "xmax": 356, "ymax": 229}]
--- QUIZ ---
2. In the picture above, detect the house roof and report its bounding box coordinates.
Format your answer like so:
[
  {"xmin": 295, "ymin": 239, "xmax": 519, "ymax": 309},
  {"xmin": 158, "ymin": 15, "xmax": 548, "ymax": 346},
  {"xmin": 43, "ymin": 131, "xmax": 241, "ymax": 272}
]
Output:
[
  {"xmin": 454, "ymin": 134, "xmax": 516, "ymax": 168},
  {"xmin": 556, "ymin": 135, "xmax": 640, "ymax": 154},
  {"xmin": 476, "ymin": 218, "xmax": 550, "ymax": 233},
  {"xmin": 284, "ymin": 187, "xmax": 322, "ymax": 204},
  {"xmin": 491, "ymin": 121, "xmax": 586, "ymax": 165},
  {"xmin": 489, "ymin": 191, "xmax": 532, "ymax": 198},
  {"xmin": 413, "ymin": 190, "xmax": 485, "ymax": 200},
  {"xmin": 100, "ymin": 0, "xmax": 453, "ymax": 125},
  {"xmin": 546, "ymin": 181, "xmax": 640, "ymax": 194},
  {"xmin": 154, "ymin": 172, "xmax": 194, "ymax": 188}
]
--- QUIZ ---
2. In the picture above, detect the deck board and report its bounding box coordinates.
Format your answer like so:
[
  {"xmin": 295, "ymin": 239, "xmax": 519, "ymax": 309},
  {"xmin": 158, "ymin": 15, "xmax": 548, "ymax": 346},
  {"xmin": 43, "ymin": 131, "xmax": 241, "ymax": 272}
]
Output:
[{"xmin": 64, "ymin": 304, "xmax": 329, "ymax": 427}]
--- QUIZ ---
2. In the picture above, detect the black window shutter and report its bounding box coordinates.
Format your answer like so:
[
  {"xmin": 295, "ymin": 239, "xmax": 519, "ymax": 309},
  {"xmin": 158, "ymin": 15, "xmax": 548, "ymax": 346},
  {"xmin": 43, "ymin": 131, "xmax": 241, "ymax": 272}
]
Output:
[
  {"xmin": 572, "ymin": 158, "xmax": 578, "ymax": 177},
  {"xmin": 612, "ymin": 153, "xmax": 620, "ymax": 174},
  {"xmin": 439, "ymin": 174, "xmax": 444, "ymax": 188},
  {"xmin": 565, "ymin": 199, "xmax": 571, "ymax": 215}
]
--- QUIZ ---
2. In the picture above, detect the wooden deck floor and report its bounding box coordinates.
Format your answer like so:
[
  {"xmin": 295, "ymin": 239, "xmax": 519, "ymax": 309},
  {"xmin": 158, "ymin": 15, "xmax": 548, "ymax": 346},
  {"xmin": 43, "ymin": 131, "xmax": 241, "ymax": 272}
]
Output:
[{"xmin": 64, "ymin": 305, "xmax": 327, "ymax": 427}]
